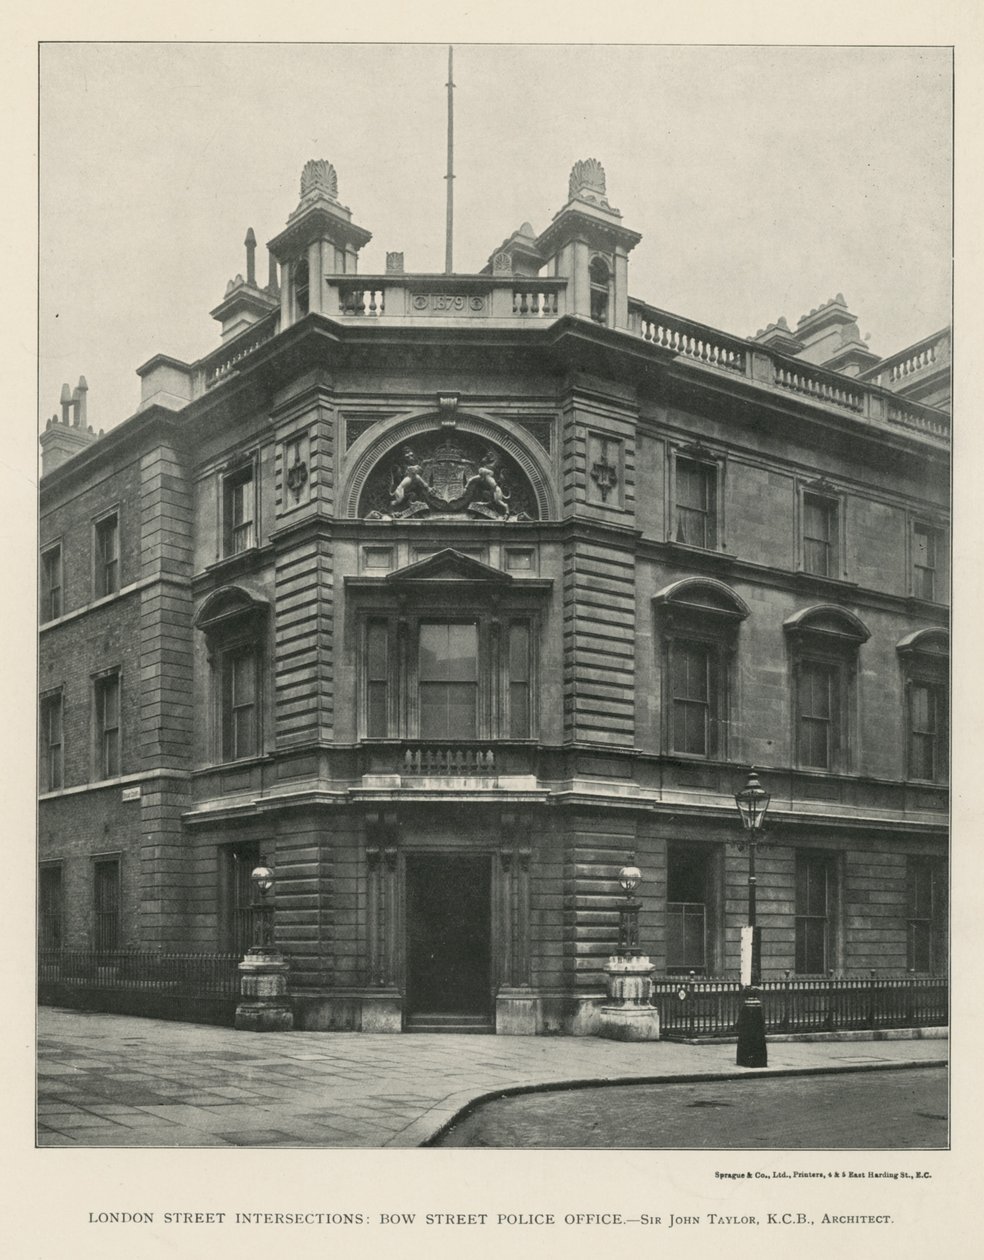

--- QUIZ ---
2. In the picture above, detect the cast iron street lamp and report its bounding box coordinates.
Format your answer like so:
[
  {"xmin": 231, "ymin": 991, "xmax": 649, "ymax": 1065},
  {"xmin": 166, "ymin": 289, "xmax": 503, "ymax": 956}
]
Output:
[
  {"xmin": 250, "ymin": 858, "xmax": 275, "ymax": 950},
  {"xmin": 617, "ymin": 861, "xmax": 642, "ymax": 958},
  {"xmin": 235, "ymin": 856, "xmax": 293, "ymax": 1031},
  {"xmin": 733, "ymin": 770, "xmax": 772, "ymax": 1067}
]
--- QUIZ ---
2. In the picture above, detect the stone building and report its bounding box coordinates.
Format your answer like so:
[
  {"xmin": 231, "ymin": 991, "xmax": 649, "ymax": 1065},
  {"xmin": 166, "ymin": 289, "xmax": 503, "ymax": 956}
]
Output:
[{"xmin": 38, "ymin": 157, "xmax": 949, "ymax": 1034}]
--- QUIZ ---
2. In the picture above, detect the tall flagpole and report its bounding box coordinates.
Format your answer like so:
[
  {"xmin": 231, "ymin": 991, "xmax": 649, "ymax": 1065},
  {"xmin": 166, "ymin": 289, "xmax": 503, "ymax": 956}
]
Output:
[{"xmin": 444, "ymin": 46, "xmax": 454, "ymax": 275}]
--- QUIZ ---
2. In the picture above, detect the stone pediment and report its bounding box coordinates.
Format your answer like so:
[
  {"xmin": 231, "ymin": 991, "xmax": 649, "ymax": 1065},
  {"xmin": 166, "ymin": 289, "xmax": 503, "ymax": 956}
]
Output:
[{"xmin": 384, "ymin": 549, "xmax": 513, "ymax": 586}]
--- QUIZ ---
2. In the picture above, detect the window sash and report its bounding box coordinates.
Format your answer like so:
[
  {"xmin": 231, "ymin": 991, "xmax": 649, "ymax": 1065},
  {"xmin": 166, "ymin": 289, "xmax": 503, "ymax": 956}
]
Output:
[
  {"xmin": 802, "ymin": 495, "xmax": 836, "ymax": 576},
  {"xmin": 42, "ymin": 696, "xmax": 64, "ymax": 792},
  {"xmin": 908, "ymin": 681, "xmax": 946, "ymax": 781},
  {"xmin": 95, "ymin": 517, "xmax": 119, "ymax": 598},
  {"xmin": 795, "ymin": 855, "xmax": 833, "ymax": 974},
  {"xmin": 507, "ymin": 622, "xmax": 531, "ymax": 739},
  {"xmin": 225, "ymin": 470, "xmax": 256, "ymax": 555},
  {"xmin": 675, "ymin": 459, "xmax": 716, "ymax": 549},
  {"xmin": 94, "ymin": 860, "xmax": 120, "ymax": 952},
  {"xmin": 222, "ymin": 648, "xmax": 258, "ymax": 761},
  {"xmin": 42, "ymin": 547, "xmax": 62, "ymax": 620},
  {"xmin": 670, "ymin": 642, "xmax": 716, "ymax": 757},
  {"xmin": 906, "ymin": 860, "xmax": 945, "ymax": 972},
  {"xmin": 797, "ymin": 660, "xmax": 839, "ymax": 769},
  {"xmin": 95, "ymin": 676, "xmax": 120, "ymax": 779},
  {"xmin": 913, "ymin": 526, "xmax": 940, "ymax": 600}
]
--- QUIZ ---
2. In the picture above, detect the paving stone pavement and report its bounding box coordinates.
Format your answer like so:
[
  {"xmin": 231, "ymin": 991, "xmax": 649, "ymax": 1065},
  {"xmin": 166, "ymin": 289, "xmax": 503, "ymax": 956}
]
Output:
[{"xmin": 36, "ymin": 1007, "xmax": 947, "ymax": 1149}]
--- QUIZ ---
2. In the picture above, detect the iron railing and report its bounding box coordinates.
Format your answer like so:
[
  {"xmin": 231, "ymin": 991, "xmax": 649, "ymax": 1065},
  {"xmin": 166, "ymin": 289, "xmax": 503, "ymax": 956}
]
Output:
[
  {"xmin": 38, "ymin": 949, "xmax": 242, "ymax": 996},
  {"xmin": 652, "ymin": 973, "xmax": 948, "ymax": 1039}
]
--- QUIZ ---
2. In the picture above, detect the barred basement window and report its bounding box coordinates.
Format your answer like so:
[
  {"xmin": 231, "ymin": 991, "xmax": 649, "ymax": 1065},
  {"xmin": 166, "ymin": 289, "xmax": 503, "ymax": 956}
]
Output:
[
  {"xmin": 41, "ymin": 542, "xmax": 63, "ymax": 621},
  {"xmin": 93, "ymin": 857, "xmax": 121, "ymax": 952},
  {"xmin": 94, "ymin": 511, "xmax": 119, "ymax": 598},
  {"xmin": 665, "ymin": 846, "xmax": 717, "ymax": 974},
  {"xmin": 220, "ymin": 841, "xmax": 261, "ymax": 955},
  {"xmin": 39, "ymin": 864, "xmax": 63, "ymax": 950},
  {"xmin": 93, "ymin": 671, "xmax": 121, "ymax": 779}
]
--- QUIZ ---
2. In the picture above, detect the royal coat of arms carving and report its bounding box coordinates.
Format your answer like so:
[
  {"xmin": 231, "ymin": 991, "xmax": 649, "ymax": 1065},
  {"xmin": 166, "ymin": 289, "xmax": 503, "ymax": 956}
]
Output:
[{"xmin": 361, "ymin": 433, "xmax": 536, "ymax": 521}]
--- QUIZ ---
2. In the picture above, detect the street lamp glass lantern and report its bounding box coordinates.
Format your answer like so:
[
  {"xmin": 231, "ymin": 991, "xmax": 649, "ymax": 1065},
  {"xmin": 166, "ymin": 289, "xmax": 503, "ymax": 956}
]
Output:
[
  {"xmin": 618, "ymin": 864, "xmax": 642, "ymax": 893},
  {"xmin": 251, "ymin": 863, "xmax": 274, "ymax": 896},
  {"xmin": 735, "ymin": 771, "xmax": 771, "ymax": 832}
]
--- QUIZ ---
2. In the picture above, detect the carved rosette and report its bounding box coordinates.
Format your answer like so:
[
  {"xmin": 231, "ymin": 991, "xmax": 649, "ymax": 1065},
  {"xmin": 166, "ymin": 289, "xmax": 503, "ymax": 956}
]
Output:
[{"xmin": 359, "ymin": 431, "xmax": 537, "ymax": 522}]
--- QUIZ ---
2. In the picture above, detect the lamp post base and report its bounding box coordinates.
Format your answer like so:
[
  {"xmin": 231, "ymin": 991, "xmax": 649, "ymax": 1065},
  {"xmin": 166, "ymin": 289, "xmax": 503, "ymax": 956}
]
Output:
[
  {"xmin": 735, "ymin": 987, "xmax": 767, "ymax": 1067},
  {"xmin": 596, "ymin": 955, "xmax": 661, "ymax": 1042},
  {"xmin": 235, "ymin": 947, "xmax": 294, "ymax": 1032}
]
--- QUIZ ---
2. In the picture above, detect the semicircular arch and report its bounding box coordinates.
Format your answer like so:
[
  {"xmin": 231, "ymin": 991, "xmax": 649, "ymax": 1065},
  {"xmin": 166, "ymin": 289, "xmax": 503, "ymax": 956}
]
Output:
[{"xmin": 341, "ymin": 409, "xmax": 558, "ymax": 521}]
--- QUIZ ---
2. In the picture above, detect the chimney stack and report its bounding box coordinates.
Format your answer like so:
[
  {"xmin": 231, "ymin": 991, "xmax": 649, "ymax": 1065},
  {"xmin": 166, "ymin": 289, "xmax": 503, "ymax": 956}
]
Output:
[{"xmin": 41, "ymin": 376, "xmax": 99, "ymax": 475}]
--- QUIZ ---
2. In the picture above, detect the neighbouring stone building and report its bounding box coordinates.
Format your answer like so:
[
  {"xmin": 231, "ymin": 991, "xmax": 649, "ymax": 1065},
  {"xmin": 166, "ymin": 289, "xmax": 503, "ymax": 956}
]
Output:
[{"xmin": 38, "ymin": 157, "xmax": 949, "ymax": 1034}]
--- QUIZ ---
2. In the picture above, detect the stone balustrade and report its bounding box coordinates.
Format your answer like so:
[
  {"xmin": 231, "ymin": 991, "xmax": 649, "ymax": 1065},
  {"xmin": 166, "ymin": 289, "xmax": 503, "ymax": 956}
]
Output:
[
  {"xmin": 333, "ymin": 275, "xmax": 568, "ymax": 321},
  {"xmin": 629, "ymin": 297, "xmax": 949, "ymax": 444},
  {"xmin": 402, "ymin": 745, "xmax": 496, "ymax": 776},
  {"xmin": 861, "ymin": 328, "xmax": 950, "ymax": 389}
]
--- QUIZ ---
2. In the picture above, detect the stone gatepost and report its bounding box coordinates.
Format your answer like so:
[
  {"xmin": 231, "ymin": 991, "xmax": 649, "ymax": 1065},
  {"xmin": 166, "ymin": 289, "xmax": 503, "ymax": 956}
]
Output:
[
  {"xmin": 235, "ymin": 948, "xmax": 294, "ymax": 1032},
  {"xmin": 596, "ymin": 955, "xmax": 661, "ymax": 1041}
]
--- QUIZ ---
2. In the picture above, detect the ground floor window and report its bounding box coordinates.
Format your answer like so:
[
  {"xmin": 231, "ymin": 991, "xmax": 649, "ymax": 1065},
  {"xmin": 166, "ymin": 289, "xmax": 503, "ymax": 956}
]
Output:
[
  {"xmin": 39, "ymin": 864, "xmax": 63, "ymax": 949},
  {"xmin": 93, "ymin": 857, "xmax": 120, "ymax": 952},
  {"xmin": 907, "ymin": 857, "xmax": 946, "ymax": 973},
  {"xmin": 666, "ymin": 844, "xmax": 720, "ymax": 974},
  {"xmin": 795, "ymin": 851, "xmax": 837, "ymax": 974},
  {"xmin": 220, "ymin": 841, "xmax": 261, "ymax": 954}
]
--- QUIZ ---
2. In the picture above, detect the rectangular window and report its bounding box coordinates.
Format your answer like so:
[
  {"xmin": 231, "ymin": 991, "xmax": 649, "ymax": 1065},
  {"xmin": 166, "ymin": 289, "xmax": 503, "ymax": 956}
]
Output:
[
  {"xmin": 94, "ymin": 513, "xmax": 119, "ymax": 598},
  {"xmin": 40, "ymin": 692, "xmax": 64, "ymax": 792},
  {"xmin": 94, "ymin": 673, "xmax": 120, "ymax": 779},
  {"xmin": 795, "ymin": 852, "xmax": 834, "ymax": 974},
  {"xmin": 221, "ymin": 842, "xmax": 261, "ymax": 954},
  {"xmin": 93, "ymin": 858, "xmax": 121, "ymax": 952},
  {"xmin": 666, "ymin": 847, "xmax": 712, "ymax": 974},
  {"xmin": 224, "ymin": 466, "xmax": 256, "ymax": 556},
  {"xmin": 419, "ymin": 622, "xmax": 479, "ymax": 740},
  {"xmin": 909, "ymin": 680, "xmax": 947, "ymax": 782},
  {"xmin": 366, "ymin": 621, "xmax": 389, "ymax": 738},
  {"xmin": 508, "ymin": 622, "xmax": 531, "ymax": 739},
  {"xmin": 797, "ymin": 659, "xmax": 839, "ymax": 770},
  {"xmin": 41, "ymin": 543, "xmax": 63, "ymax": 621},
  {"xmin": 906, "ymin": 859, "xmax": 946, "ymax": 973},
  {"xmin": 802, "ymin": 492, "xmax": 837, "ymax": 577},
  {"xmin": 670, "ymin": 641, "xmax": 717, "ymax": 757},
  {"xmin": 221, "ymin": 646, "xmax": 258, "ymax": 761},
  {"xmin": 675, "ymin": 458, "xmax": 717, "ymax": 549},
  {"xmin": 912, "ymin": 523, "xmax": 943, "ymax": 601},
  {"xmin": 39, "ymin": 865, "xmax": 63, "ymax": 950}
]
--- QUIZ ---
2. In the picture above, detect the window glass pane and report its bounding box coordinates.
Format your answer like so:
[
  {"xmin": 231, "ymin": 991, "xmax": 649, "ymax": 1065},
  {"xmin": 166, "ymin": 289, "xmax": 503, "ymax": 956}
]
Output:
[
  {"xmin": 508, "ymin": 624, "xmax": 530, "ymax": 682},
  {"xmin": 94, "ymin": 860, "xmax": 120, "ymax": 951},
  {"xmin": 40, "ymin": 867, "xmax": 63, "ymax": 949},
  {"xmin": 671, "ymin": 643, "xmax": 712, "ymax": 755},
  {"xmin": 367, "ymin": 622, "xmax": 388, "ymax": 680}
]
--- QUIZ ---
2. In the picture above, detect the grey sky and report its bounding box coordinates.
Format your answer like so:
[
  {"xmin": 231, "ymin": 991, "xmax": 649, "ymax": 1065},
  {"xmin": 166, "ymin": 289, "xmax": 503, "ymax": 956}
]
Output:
[{"xmin": 39, "ymin": 43, "xmax": 951, "ymax": 435}]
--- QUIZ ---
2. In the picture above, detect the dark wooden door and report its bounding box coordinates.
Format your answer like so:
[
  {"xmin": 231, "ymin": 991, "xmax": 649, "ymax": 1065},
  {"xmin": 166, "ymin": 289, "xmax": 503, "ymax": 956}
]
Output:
[{"xmin": 405, "ymin": 854, "xmax": 492, "ymax": 1015}]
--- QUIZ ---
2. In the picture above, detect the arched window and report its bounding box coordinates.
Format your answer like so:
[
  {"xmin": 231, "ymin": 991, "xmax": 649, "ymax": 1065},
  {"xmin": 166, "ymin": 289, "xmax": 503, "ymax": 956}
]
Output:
[
  {"xmin": 589, "ymin": 255, "xmax": 610, "ymax": 325},
  {"xmin": 654, "ymin": 579, "xmax": 749, "ymax": 760},
  {"xmin": 897, "ymin": 628, "xmax": 948, "ymax": 783},
  {"xmin": 196, "ymin": 587, "xmax": 269, "ymax": 763},
  {"xmin": 784, "ymin": 605, "xmax": 870, "ymax": 773}
]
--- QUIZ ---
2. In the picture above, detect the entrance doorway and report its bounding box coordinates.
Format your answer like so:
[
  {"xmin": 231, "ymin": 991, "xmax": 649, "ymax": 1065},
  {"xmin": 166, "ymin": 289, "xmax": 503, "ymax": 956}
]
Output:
[{"xmin": 405, "ymin": 854, "xmax": 492, "ymax": 1020}]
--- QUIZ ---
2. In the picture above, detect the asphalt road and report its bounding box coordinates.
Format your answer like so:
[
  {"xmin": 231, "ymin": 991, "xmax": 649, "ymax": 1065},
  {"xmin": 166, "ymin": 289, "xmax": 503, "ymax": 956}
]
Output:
[{"xmin": 435, "ymin": 1066, "xmax": 948, "ymax": 1149}]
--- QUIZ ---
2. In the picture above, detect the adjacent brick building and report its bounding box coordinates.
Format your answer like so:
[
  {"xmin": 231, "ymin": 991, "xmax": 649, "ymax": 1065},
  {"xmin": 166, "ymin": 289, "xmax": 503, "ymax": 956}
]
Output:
[{"xmin": 39, "ymin": 157, "xmax": 949, "ymax": 1033}]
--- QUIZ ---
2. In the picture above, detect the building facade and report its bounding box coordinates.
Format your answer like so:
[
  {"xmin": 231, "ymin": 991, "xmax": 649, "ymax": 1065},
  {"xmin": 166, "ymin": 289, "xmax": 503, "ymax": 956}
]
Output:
[{"xmin": 38, "ymin": 158, "xmax": 949, "ymax": 1034}]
